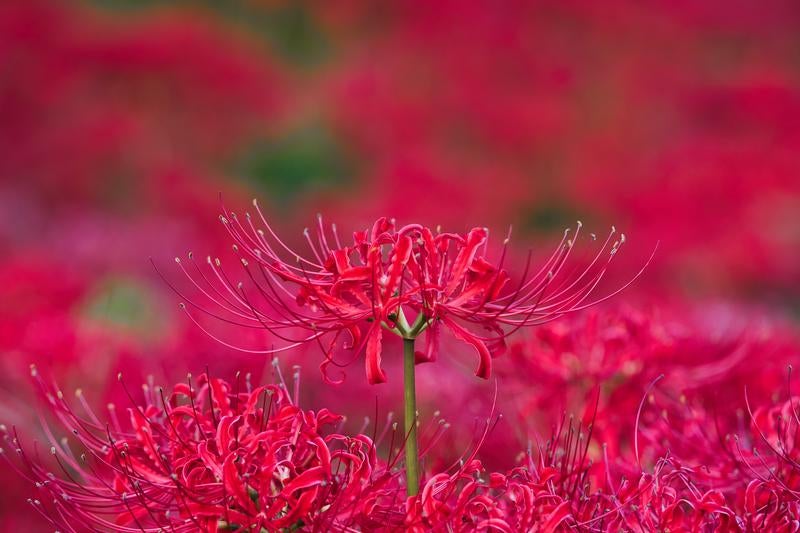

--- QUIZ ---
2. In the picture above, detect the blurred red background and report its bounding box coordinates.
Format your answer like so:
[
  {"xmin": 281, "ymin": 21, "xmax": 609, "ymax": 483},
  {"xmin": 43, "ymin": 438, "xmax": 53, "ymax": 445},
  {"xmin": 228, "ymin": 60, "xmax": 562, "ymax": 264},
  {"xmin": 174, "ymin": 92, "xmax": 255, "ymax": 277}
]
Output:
[{"xmin": 2, "ymin": 1, "xmax": 799, "ymax": 529}]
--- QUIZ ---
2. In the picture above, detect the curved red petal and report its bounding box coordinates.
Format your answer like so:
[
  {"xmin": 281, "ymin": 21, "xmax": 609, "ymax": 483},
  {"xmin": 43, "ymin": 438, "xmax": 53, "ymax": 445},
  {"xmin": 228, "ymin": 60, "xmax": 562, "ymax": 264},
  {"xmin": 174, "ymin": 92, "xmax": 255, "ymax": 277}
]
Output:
[
  {"xmin": 442, "ymin": 316, "xmax": 491, "ymax": 379},
  {"xmin": 365, "ymin": 322, "xmax": 387, "ymax": 384}
]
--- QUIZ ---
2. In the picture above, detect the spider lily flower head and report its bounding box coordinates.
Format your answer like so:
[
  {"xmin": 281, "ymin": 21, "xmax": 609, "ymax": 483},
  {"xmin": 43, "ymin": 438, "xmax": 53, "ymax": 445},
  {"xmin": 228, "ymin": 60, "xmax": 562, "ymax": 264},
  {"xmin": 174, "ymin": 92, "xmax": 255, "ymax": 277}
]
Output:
[
  {"xmin": 406, "ymin": 410, "xmax": 605, "ymax": 531},
  {"xmin": 3, "ymin": 365, "xmax": 394, "ymax": 532},
  {"xmin": 619, "ymin": 386, "xmax": 800, "ymax": 531},
  {"xmin": 169, "ymin": 200, "xmax": 648, "ymax": 384},
  {"xmin": 404, "ymin": 389, "xmax": 800, "ymax": 531},
  {"xmin": 407, "ymin": 391, "xmax": 800, "ymax": 531},
  {"xmin": 403, "ymin": 402, "xmax": 741, "ymax": 532}
]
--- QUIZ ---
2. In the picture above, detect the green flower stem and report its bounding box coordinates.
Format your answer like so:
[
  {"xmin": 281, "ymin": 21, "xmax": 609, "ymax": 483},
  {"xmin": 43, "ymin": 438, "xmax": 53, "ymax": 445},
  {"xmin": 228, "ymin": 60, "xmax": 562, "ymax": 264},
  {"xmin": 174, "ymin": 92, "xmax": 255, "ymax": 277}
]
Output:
[{"xmin": 403, "ymin": 337, "xmax": 420, "ymax": 496}]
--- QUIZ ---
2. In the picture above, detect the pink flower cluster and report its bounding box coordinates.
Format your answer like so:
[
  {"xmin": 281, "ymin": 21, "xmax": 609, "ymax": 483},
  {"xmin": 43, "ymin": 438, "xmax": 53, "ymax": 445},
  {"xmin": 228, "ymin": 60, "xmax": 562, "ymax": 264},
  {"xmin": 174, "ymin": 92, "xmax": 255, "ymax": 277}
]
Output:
[
  {"xmin": 6, "ymin": 367, "xmax": 397, "ymax": 531},
  {"xmin": 8, "ymin": 355, "xmax": 800, "ymax": 531}
]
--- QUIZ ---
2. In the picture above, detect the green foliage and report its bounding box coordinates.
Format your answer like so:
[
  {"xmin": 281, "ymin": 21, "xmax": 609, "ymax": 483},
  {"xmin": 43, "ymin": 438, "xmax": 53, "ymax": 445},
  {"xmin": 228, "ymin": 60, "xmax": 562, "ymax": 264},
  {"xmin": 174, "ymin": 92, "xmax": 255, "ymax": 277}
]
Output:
[
  {"xmin": 236, "ymin": 124, "xmax": 354, "ymax": 208},
  {"xmin": 80, "ymin": 277, "xmax": 165, "ymax": 341},
  {"xmin": 87, "ymin": 0, "xmax": 331, "ymax": 67}
]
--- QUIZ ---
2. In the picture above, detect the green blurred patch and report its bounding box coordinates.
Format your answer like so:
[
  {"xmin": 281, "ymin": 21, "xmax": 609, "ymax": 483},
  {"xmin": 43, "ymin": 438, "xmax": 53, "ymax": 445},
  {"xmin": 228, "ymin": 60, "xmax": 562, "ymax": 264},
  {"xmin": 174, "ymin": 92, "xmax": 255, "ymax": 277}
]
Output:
[
  {"xmin": 87, "ymin": 0, "xmax": 331, "ymax": 67},
  {"xmin": 236, "ymin": 124, "xmax": 355, "ymax": 208},
  {"xmin": 79, "ymin": 277, "xmax": 167, "ymax": 342},
  {"xmin": 521, "ymin": 200, "xmax": 590, "ymax": 234},
  {"xmin": 255, "ymin": 2, "xmax": 330, "ymax": 67}
]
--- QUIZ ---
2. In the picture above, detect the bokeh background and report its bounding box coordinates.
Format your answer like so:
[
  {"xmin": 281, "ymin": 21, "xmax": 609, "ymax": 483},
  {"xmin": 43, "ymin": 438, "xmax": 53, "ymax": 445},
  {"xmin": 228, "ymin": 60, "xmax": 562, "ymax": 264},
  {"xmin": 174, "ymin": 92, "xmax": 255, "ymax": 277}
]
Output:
[{"xmin": 2, "ymin": 1, "xmax": 799, "ymax": 529}]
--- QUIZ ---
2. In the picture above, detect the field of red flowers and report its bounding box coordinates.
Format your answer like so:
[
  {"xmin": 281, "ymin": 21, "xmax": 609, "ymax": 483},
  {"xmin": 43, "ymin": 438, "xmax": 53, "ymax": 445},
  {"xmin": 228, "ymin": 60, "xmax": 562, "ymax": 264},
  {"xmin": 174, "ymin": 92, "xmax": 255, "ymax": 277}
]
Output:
[{"xmin": 2, "ymin": 1, "xmax": 800, "ymax": 531}]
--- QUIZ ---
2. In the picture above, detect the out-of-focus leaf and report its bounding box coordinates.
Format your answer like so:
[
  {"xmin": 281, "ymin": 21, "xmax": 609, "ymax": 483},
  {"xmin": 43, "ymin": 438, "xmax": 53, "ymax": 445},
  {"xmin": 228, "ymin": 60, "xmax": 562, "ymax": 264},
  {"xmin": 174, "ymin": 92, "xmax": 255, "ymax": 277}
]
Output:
[
  {"xmin": 521, "ymin": 200, "xmax": 592, "ymax": 234},
  {"xmin": 79, "ymin": 277, "xmax": 167, "ymax": 342},
  {"xmin": 88, "ymin": 0, "xmax": 331, "ymax": 66},
  {"xmin": 236, "ymin": 124, "xmax": 354, "ymax": 208}
]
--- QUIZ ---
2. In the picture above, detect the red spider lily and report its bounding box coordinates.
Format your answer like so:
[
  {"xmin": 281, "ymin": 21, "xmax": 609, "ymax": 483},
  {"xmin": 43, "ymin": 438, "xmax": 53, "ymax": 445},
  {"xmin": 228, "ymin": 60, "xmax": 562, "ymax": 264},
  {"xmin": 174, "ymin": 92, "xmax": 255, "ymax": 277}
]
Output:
[
  {"xmin": 469, "ymin": 302, "xmax": 800, "ymax": 464},
  {"xmin": 168, "ymin": 200, "xmax": 646, "ymax": 384},
  {"xmin": 402, "ymin": 401, "xmax": 746, "ymax": 532},
  {"xmin": 405, "ymin": 411, "xmax": 606, "ymax": 532},
  {"xmin": 620, "ymin": 391, "xmax": 800, "ymax": 532},
  {"xmin": 2, "ymin": 366, "xmax": 401, "ymax": 532},
  {"xmin": 9, "ymin": 363, "xmax": 800, "ymax": 530},
  {"xmin": 403, "ymin": 383, "xmax": 800, "ymax": 532}
]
